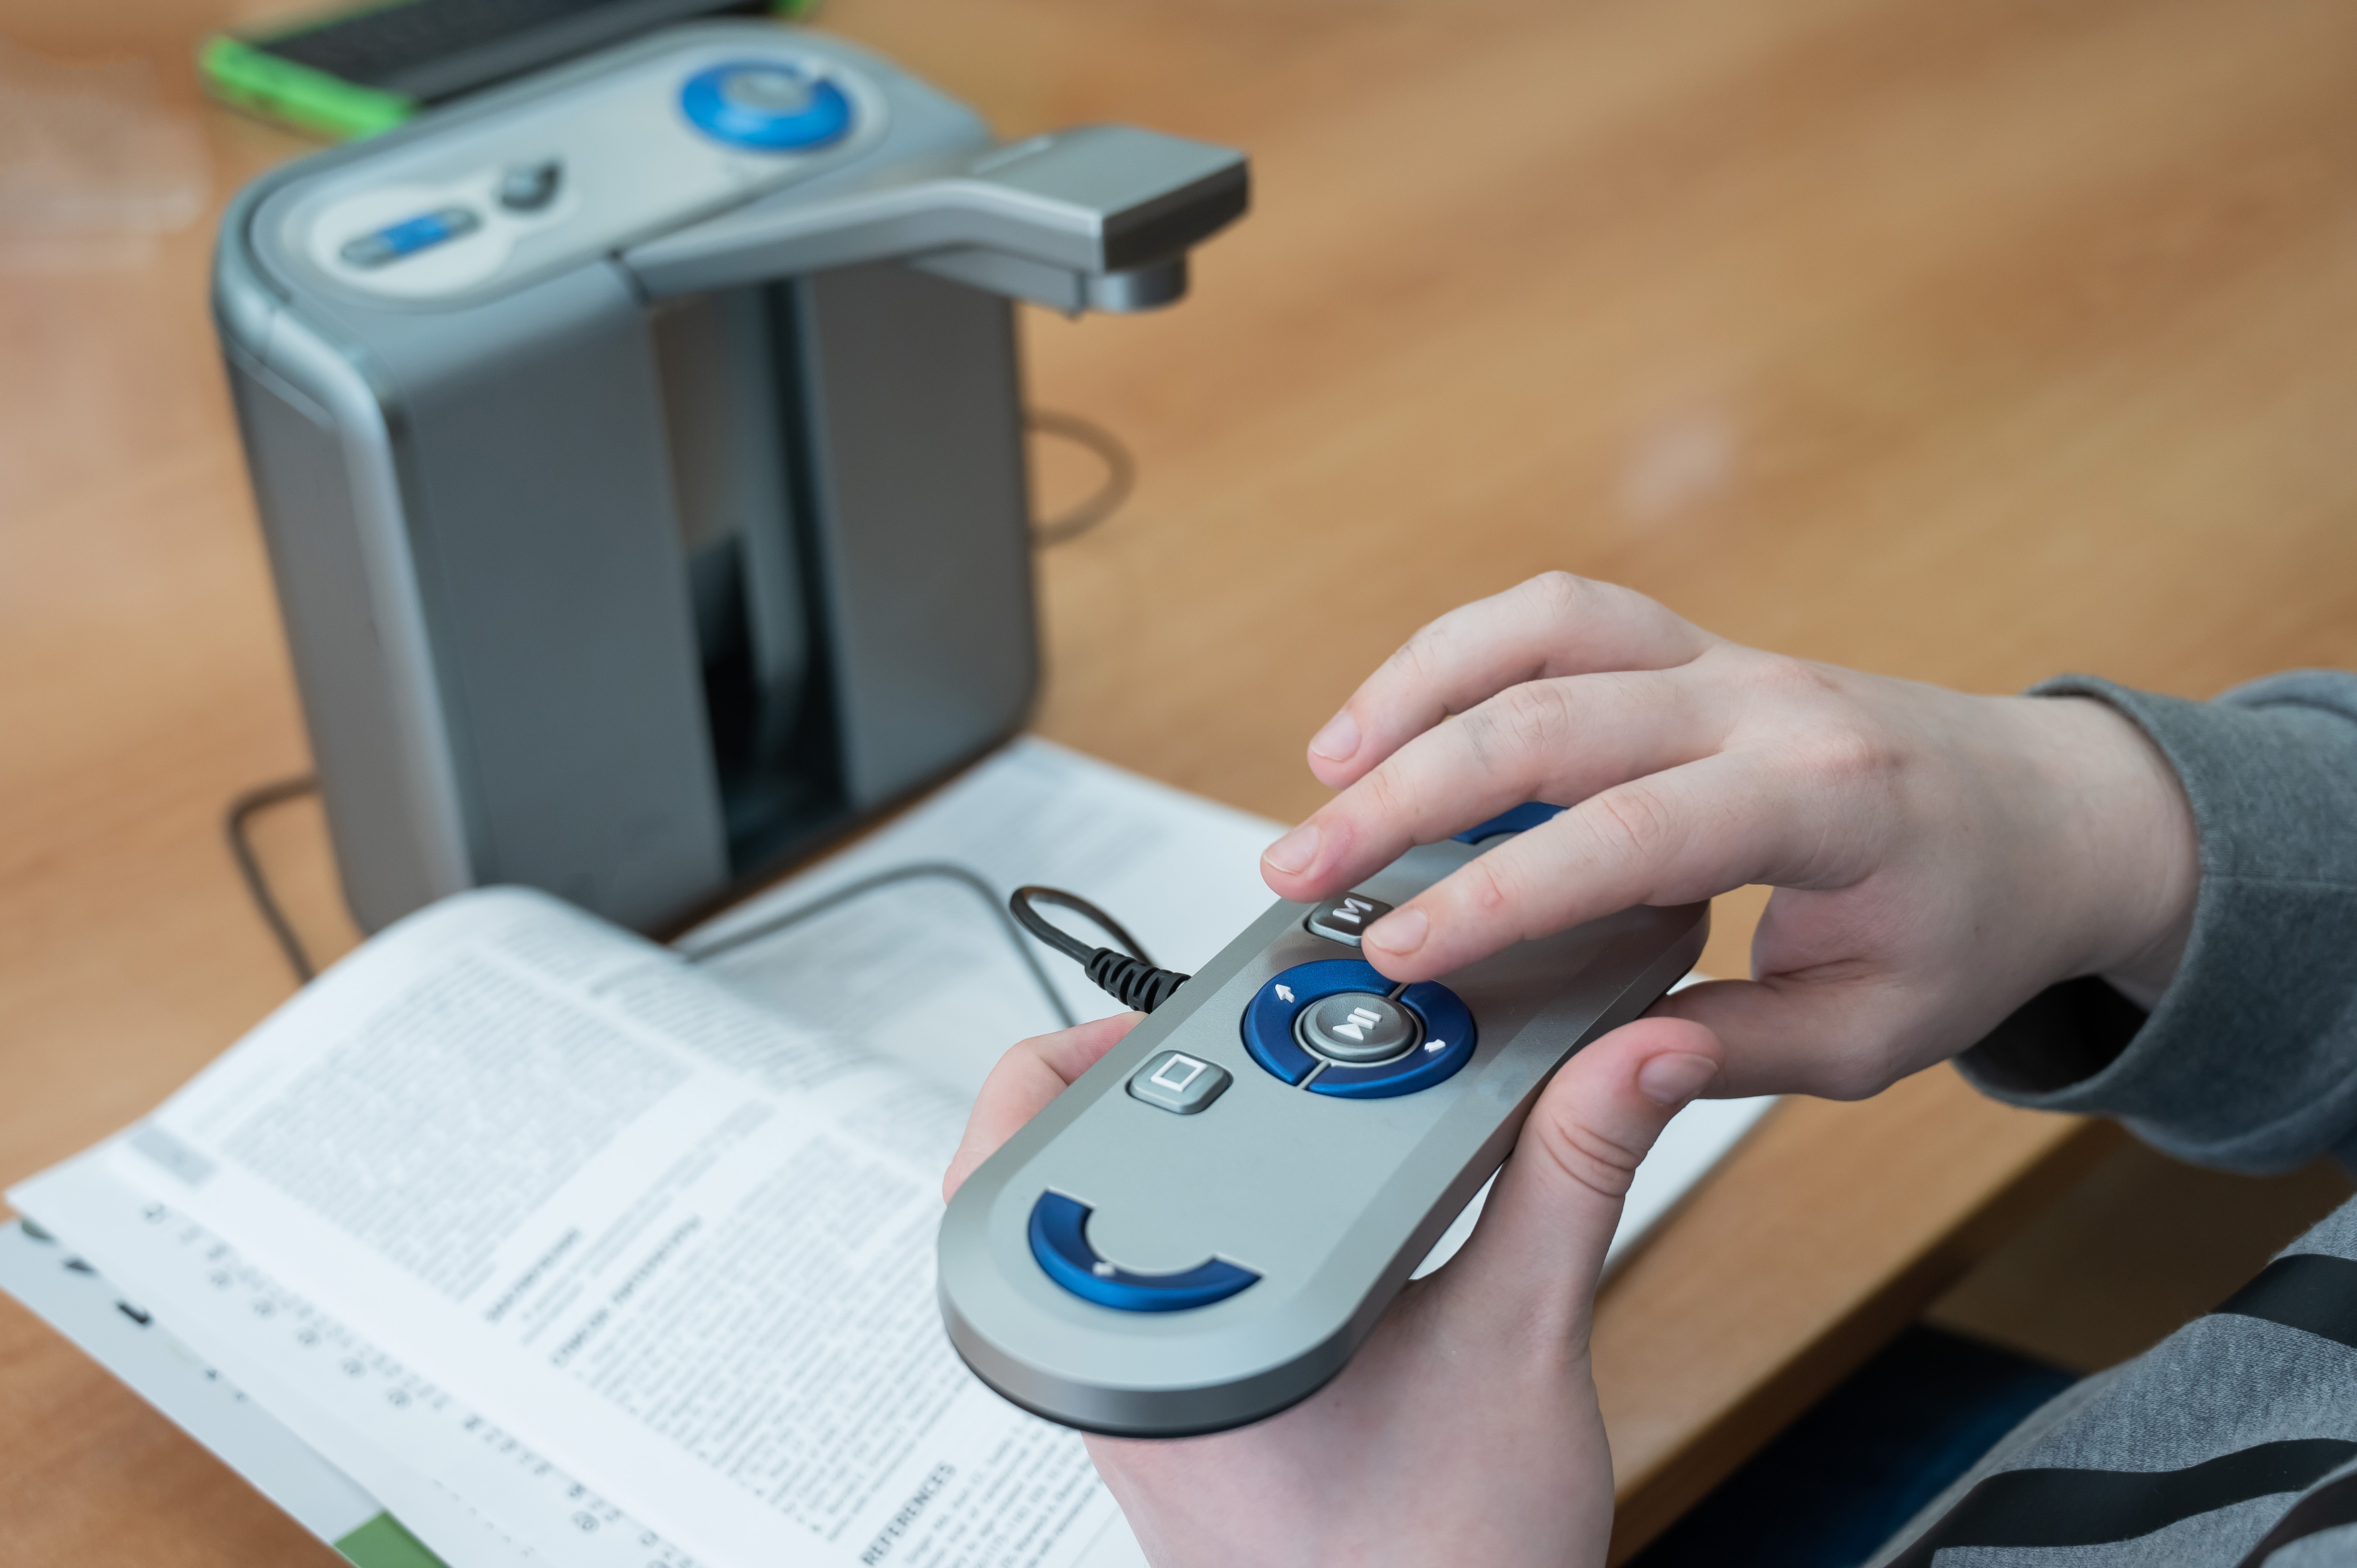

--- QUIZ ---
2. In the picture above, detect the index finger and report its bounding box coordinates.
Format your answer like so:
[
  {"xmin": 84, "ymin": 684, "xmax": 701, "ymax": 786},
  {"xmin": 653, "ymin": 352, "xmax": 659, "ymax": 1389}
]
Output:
[
  {"xmin": 1304, "ymin": 573, "xmax": 1714, "ymax": 790},
  {"xmin": 1357, "ymin": 750, "xmax": 1855, "ymax": 981},
  {"xmin": 942, "ymin": 1011, "xmax": 1143, "ymax": 1202},
  {"xmin": 1263, "ymin": 664, "xmax": 1727, "ymax": 905}
]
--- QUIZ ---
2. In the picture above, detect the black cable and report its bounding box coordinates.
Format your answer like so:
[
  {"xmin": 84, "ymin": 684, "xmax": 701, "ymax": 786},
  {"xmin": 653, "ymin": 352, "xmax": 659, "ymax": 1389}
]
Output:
[
  {"xmin": 681, "ymin": 863, "xmax": 1078, "ymax": 1030},
  {"xmin": 1027, "ymin": 409, "xmax": 1136, "ymax": 548},
  {"xmin": 224, "ymin": 777, "xmax": 1089, "ymax": 1031},
  {"xmin": 1007, "ymin": 884, "xmax": 1156, "ymax": 969},
  {"xmin": 225, "ymin": 774, "xmax": 321, "ymax": 984},
  {"xmin": 1009, "ymin": 884, "xmax": 1193, "ymax": 1014}
]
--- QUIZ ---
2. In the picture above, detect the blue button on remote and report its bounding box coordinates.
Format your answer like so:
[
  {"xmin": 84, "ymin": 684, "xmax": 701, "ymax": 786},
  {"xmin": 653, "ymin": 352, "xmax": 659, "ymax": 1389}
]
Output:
[
  {"xmin": 1028, "ymin": 1193, "xmax": 1259, "ymax": 1313},
  {"xmin": 1241, "ymin": 960, "xmax": 1479, "ymax": 1098},
  {"xmin": 1240, "ymin": 958, "xmax": 1379, "ymax": 1083},
  {"xmin": 1306, "ymin": 981, "xmax": 1475, "ymax": 1099},
  {"xmin": 679, "ymin": 61, "xmax": 852, "ymax": 151}
]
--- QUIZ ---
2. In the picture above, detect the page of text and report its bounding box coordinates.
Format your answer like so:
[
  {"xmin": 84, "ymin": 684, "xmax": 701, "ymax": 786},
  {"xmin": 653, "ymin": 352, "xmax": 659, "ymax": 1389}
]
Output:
[{"xmin": 18, "ymin": 887, "xmax": 1120, "ymax": 1568}]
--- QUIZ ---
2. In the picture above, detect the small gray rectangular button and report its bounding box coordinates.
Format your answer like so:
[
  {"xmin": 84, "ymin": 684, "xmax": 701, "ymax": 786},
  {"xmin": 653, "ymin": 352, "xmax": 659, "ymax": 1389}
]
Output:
[
  {"xmin": 1128, "ymin": 1051, "xmax": 1231, "ymax": 1114},
  {"xmin": 1306, "ymin": 892, "xmax": 1392, "ymax": 947}
]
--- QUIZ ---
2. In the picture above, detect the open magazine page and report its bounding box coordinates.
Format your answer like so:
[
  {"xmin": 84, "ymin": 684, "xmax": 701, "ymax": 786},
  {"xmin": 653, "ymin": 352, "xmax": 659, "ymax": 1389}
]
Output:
[
  {"xmin": 0, "ymin": 1202, "xmax": 550, "ymax": 1568},
  {"xmin": 13, "ymin": 887, "xmax": 1120, "ymax": 1568},
  {"xmin": 12, "ymin": 1169, "xmax": 712, "ymax": 1568}
]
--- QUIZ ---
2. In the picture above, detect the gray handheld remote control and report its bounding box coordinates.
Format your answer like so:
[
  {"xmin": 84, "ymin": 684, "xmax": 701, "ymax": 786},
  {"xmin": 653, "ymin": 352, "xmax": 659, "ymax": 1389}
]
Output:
[{"xmin": 936, "ymin": 809, "xmax": 1709, "ymax": 1436}]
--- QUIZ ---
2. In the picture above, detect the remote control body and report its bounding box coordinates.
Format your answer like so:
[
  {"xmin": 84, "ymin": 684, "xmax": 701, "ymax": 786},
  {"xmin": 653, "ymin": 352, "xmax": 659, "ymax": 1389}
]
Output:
[{"xmin": 937, "ymin": 819, "xmax": 1708, "ymax": 1436}]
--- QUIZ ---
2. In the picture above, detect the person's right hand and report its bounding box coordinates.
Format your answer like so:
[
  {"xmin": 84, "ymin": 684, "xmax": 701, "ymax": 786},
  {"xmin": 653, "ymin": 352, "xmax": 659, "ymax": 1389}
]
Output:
[{"xmin": 1258, "ymin": 573, "xmax": 2201, "ymax": 1100}]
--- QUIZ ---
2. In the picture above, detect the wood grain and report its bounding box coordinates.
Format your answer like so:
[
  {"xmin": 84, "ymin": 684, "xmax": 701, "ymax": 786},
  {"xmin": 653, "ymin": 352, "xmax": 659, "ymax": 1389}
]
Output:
[{"xmin": 4, "ymin": 0, "xmax": 2354, "ymax": 1560}]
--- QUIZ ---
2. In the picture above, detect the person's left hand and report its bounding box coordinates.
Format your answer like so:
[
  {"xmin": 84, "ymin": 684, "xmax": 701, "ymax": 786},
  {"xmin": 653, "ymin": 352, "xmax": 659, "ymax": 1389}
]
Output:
[{"xmin": 943, "ymin": 1009, "xmax": 1726, "ymax": 1568}]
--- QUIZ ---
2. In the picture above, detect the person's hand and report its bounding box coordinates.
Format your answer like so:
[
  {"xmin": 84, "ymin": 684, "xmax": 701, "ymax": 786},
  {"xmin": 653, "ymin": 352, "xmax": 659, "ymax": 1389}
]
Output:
[
  {"xmin": 1258, "ymin": 573, "xmax": 2199, "ymax": 1099},
  {"xmin": 943, "ymin": 1009, "xmax": 1727, "ymax": 1568}
]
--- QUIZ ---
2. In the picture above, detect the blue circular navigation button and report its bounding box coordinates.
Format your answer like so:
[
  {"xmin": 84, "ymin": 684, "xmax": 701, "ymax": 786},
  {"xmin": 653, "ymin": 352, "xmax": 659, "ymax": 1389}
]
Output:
[
  {"xmin": 1241, "ymin": 960, "xmax": 1478, "ymax": 1098},
  {"xmin": 679, "ymin": 61, "xmax": 853, "ymax": 151},
  {"xmin": 1306, "ymin": 980, "xmax": 1475, "ymax": 1099}
]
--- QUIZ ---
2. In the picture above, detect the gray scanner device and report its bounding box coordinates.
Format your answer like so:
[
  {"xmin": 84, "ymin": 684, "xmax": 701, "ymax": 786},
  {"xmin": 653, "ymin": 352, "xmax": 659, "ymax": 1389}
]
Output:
[
  {"xmin": 213, "ymin": 24, "xmax": 1246, "ymax": 935},
  {"xmin": 938, "ymin": 816, "xmax": 1709, "ymax": 1436}
]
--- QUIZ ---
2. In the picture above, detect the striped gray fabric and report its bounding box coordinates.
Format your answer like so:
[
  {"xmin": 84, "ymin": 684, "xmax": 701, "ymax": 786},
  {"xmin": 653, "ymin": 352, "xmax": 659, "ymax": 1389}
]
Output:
[{"xmin": 1868, "ymin": 671, "xmax": 2357, "ymax": 1566}]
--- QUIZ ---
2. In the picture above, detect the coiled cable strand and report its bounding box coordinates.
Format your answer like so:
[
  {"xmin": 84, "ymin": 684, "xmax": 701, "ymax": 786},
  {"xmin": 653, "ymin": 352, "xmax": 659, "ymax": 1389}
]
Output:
[{"xmin": 1008, "ymin": 885, "xmax": 1194, "ymax": 1014}]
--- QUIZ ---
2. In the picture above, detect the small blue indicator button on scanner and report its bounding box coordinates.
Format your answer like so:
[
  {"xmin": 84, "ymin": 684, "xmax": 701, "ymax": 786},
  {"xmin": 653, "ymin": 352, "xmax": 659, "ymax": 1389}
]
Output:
[
  {"xmin": 339, "ymin": 206, "xmax": 480, "ymax": 268},
  {"xmin": 679, "ymin": 61, "xmax": 853, "ymax": 151}
]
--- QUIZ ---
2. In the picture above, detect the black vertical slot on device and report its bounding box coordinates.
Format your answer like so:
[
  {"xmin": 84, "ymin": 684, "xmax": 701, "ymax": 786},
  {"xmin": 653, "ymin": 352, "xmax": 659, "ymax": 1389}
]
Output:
[
  {"xmin": 724, "ymin": 275, "xmax": 846, "ymax": 873},
  {"xmin": 654, "ymin": 285, "xmax": 845, "ymax": 876}
]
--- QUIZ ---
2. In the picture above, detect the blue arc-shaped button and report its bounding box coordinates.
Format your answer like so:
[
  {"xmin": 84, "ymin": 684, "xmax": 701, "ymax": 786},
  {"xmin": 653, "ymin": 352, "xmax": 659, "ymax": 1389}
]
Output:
[
  {"xmin": 679, "ymin": 62, "xmax": 853, "ymax": 151},
  {"xmin": 1028, "ymin": 1193, "xmax": 1259, "ymax": 1313}
]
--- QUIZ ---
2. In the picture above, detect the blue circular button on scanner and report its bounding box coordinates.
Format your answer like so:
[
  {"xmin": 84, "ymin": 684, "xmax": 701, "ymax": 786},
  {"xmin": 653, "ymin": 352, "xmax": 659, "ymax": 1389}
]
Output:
[
  {"xmin": 679, "ymin": 61, "xmax": 853, "ymax": 151},
  {"xmin": 1241, "ymin": 960, "xmax": 1478, "ymax": 1098},
  {"xmin": 1029, "ymin": 1192, "xmax": 1259, "ymax": 1312}
]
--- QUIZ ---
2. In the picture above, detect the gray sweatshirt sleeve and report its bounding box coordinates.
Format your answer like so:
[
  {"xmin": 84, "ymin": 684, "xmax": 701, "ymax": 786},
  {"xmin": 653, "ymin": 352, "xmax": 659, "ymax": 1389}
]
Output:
[{"xmin": 1956, "ymin": 670, "xmax": 2357, "ymax": 1173}]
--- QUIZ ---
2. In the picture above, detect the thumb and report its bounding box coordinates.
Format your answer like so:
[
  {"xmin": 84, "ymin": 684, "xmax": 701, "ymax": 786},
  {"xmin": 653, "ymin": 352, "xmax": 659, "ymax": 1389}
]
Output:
[{"xmin": 1442, "ymin": 1016, "xmax": 1724, "ymax": 1331}]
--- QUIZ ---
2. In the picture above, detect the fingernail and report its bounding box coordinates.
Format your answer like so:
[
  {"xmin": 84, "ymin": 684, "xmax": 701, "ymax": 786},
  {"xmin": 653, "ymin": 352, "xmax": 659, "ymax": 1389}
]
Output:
[
  {"xmin": 1309, "ymin": 708, "xmax": 1360, "ymax": 762},
  {"xmin": 1637, "ymin": 1052, "xmax": 1718, "ymax": 1106},
  {"xmin": 1262, "ymin": 822, "xmax": 1321, "ymax": 876},
  {"xmin": 1365, "ymin": 905, "xmax": 1427, "ymax": 956}
]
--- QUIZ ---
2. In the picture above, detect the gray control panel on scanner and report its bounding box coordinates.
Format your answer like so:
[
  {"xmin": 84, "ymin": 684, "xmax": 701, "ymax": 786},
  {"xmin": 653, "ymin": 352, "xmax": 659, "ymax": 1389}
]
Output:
[
  {"xmin": 938, "ymin": 813, "xmax": 1709, "ymax": 1437},
  {"xmin": 214, "ymin": 24, "xmax": 1246, "ymax": 935}
]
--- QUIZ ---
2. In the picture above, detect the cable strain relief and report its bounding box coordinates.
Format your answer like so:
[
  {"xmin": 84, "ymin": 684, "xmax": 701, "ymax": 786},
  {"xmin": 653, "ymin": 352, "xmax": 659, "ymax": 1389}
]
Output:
[{"xmin": 1085, "ymin": 948, "xmax": 1192, "ymax": 1014}]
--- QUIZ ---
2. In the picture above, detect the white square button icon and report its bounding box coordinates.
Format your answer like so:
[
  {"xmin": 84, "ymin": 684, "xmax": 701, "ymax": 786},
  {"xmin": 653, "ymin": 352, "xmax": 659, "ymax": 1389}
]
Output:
[{"xmin": 1128, "ymin": 1050, "xmax": 1232, "ymax": 1115}]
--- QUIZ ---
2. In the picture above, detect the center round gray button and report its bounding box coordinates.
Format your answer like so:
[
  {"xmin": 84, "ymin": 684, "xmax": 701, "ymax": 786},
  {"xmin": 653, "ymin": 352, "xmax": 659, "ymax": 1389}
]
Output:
[
  {"xmin": 722, "ymin": 69, "xmax": 816, "ymax": 112},
  {"xmin": 1296, "ymin": 991, "xmax": 1421, "ymax": 1064}
]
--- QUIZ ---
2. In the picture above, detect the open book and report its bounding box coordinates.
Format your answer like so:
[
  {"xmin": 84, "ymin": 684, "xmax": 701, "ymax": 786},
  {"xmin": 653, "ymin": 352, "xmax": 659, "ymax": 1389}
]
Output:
[{"xmin": 5, "ymin": 740, "xmax": 1774, "ymax": 1568}]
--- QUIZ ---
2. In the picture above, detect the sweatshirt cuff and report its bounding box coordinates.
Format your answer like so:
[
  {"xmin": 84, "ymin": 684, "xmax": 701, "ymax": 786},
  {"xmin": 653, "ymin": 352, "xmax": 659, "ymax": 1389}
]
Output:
[{"xmin": 1955, "ymin": 673, "xmax": 2357, "ymax": 1172}]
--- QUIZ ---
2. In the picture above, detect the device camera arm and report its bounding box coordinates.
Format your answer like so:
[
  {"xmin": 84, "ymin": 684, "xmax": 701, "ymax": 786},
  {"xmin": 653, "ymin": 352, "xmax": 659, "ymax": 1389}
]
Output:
[{"xmin": 619, "ymin": 124, "xmax": 1248, "ymax": 314}]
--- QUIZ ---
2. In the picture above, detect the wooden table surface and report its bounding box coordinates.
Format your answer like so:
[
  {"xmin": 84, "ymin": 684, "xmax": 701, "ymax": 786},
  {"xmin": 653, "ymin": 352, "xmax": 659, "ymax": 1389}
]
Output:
[{"xmin": 6, "ymin": 0, "xmax": 2354, "ymax": 1560}]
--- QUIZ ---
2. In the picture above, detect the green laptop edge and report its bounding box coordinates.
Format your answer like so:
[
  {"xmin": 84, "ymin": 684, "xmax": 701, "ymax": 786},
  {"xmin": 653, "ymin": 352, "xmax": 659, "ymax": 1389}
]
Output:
[
  {"xmin": 199, "ymin": 33, "xmax": 417, "ymax": 141},
  {"xmin": 198, "ymin": 0, "xmax": 822, "ymax": 141}
]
